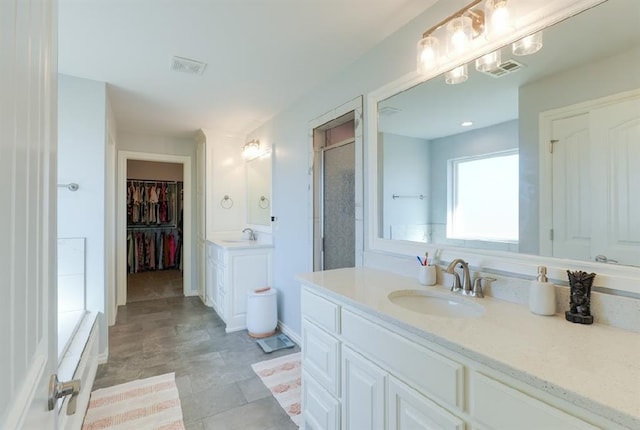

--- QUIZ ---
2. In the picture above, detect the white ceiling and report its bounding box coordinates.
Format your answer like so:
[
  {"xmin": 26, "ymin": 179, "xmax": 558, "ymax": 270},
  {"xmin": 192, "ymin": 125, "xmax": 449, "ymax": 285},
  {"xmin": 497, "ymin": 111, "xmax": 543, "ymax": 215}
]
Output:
[{"xmin": 58, "ymin": 0, "xmax": 433, "ymax": 138}]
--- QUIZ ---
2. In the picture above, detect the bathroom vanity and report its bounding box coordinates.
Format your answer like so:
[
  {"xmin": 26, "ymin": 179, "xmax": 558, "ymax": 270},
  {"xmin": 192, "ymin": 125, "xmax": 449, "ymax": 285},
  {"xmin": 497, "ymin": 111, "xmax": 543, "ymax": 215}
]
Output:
[
  {"xmin": 298, "ymin": 268, "xmax": 639, "ymax": 430},
  {"xmin": 206, "ymin": 238, "xmax": 272, "ymax": 332}
]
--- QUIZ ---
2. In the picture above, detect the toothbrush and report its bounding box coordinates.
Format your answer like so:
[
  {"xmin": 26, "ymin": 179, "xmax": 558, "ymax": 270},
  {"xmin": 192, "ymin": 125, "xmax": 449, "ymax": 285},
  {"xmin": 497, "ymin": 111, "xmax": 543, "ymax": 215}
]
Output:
[
  {"xmin": 424, "ymin": 252, "xmax": 429, "ymax": 266},
  {"xmin": 416, "ymin": 256, "xmax": 423, "ymax": 265}
]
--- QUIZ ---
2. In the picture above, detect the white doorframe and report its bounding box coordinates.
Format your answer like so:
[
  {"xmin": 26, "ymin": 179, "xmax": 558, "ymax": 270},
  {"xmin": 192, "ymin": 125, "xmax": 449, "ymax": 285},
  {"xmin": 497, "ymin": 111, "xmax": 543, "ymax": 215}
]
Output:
[
  {"xmin": 538, "ymin": 88, "xmax": 640, "ymax": 257},
  {"xmin": 308, "ymin": 96, "xmax": 364, "ymax": 270},
  {"xmin": 116, "ymin": 151, "xmax": 193, "ymax": 306}
]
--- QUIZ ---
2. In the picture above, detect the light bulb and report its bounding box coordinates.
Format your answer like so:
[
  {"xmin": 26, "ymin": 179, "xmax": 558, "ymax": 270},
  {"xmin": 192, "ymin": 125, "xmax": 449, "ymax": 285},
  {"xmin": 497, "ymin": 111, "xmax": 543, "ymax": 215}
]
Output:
[
  {"xmin": 446, "ymin": 16, "xmax": 472, "ymax": 56},
  {"xmin": 475, "ymin": 49, "xmax": 501, "ymax": 72},
  {"xmin": 417, "ymin": 36, "xmax": 440, "ymax": 73},
  {"xmin": 485, "ymin": 0, "xmax": 513, "ymax": 40}
]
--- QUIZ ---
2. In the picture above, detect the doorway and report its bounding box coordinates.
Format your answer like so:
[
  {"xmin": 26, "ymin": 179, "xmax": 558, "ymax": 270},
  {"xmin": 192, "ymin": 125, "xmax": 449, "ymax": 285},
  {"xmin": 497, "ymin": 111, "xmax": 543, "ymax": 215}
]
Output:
[
  {"xmin": 311, "ymin": 97, "xmax": 364, "ymax": 271},
  {"xmin": 126, "ymin": 160, "xmax": 185, "ymax": 302},
  {"xmin": 117, "ymin": 151, "xmax": 192, "ymax": 307}
]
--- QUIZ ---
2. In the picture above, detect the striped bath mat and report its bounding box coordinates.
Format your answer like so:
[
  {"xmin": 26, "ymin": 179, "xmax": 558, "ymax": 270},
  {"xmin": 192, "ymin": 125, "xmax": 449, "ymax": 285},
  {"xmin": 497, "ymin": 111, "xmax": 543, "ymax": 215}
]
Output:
[
  {"xmin": 82, "ymin": 373, "xmax": 185, "ymax": 430},
  {"xmin": 251, "ymin": 352, "xmax": 302, "ymax": 427}
]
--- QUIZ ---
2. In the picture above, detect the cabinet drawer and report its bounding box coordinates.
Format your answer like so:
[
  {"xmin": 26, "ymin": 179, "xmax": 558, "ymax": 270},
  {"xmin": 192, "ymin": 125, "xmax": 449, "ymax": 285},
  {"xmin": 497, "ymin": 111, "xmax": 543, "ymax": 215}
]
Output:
[
  {"xmin": 470, "ymin": 372, "xmax": 599, "ymax": 430},
  {"xmin": 341, "ymin": 309, "xmax": 464, "ymax": 410},
  {"xmin": 303, "ymin": 320, "xmax": 340, "ymax": 397},
  {"xmin": 302, "ymin": 288, "xmax": 340, "ymax": 334},
  {"xmin": 303, "ymin": 371, "xmax": 340, "ymax": 430}
]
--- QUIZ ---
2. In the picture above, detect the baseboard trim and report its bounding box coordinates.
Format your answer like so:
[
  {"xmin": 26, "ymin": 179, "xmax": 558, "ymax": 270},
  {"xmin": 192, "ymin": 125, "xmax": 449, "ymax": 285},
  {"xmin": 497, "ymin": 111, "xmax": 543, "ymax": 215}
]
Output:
[
  {"xmin": 98, "ymin": 349, "xmax": 108, "ymax": 365},
  {"xmin": 278, "ymin": 321, "xmax": 301, "ymax": 346}
]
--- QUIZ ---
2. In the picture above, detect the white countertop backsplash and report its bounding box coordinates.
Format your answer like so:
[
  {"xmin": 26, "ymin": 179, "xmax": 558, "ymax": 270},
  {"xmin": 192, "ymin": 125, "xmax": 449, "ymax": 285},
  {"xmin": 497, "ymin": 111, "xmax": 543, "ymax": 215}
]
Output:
[{"xmin": 297, "ymin": 267, "xmax": 640, "ymax": 429}]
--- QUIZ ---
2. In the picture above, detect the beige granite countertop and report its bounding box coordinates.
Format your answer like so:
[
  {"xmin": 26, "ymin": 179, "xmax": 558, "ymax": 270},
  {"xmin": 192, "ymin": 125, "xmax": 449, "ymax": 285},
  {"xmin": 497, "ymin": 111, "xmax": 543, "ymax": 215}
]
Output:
[{"xmin": 297, "ymin": 267, "xmax": 640, "ymax": 428}]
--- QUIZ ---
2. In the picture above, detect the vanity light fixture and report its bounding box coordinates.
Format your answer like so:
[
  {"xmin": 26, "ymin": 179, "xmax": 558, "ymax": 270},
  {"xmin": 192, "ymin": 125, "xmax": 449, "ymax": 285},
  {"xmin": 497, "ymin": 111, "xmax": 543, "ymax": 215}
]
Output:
[
  {"xmin": 512, "ymin": 31, "xmax": 543, "ymax": 55},
  {"xmin": 416, "ymin": 0, "xmax": 484, "ymax": 73},
  {"xmin": 475, "ymin": 49, "xmax": 502, "ymax": 72},
  {"xmin": 242, "ymin": 139, "xmax": 261, "ymax": 159},
  {"xmin": 445, "ymin": 64, "xmax": 469, "ymax": 84},
  {"xmin": 484, "ymin": 0, "xmax": 514, "ymax": 40}
]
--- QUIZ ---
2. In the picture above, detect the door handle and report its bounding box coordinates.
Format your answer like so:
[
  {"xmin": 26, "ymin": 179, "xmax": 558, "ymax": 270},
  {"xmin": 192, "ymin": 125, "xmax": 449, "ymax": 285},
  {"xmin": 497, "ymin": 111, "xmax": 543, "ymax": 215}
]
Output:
[{"xmin": 48, "ymin": 374, "xmax": 81, "ymax": 415}]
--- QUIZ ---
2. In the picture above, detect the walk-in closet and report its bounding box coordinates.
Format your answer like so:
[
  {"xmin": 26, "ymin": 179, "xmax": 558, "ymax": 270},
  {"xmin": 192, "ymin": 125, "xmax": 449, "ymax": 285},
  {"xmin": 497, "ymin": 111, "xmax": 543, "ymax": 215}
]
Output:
[{"xmin": 126, "ymin": 160, "xmax": 184, "ymax": 302}]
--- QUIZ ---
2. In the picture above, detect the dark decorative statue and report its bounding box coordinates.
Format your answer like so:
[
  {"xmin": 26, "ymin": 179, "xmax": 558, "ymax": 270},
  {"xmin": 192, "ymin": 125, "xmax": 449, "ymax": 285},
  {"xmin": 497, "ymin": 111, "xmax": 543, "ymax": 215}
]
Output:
[{"xmin": 565, "ymin": 270, "xmax": 596, "ymax": 324}]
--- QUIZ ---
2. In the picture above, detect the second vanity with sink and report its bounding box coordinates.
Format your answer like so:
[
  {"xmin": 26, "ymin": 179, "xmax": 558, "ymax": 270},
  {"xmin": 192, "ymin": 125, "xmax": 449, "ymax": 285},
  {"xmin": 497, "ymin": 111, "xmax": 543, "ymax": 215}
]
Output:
[
  {"xmin": 206, "ymin": 234, "xmax": 273, "ymax": 332},
  {"xmin": 297, "ymin": 267, "xmax": 639, "ymax": 430}
]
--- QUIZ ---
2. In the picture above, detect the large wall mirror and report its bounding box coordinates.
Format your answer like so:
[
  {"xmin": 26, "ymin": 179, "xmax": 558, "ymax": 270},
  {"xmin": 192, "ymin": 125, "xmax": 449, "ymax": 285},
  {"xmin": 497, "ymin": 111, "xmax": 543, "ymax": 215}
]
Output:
[
  {"xmin": 375, "ymin": 0, "xmax": 639, "ymax": 268},
  {"xmin": 246, "ymin": 149, "xmax": 272, "ymax": 229}
]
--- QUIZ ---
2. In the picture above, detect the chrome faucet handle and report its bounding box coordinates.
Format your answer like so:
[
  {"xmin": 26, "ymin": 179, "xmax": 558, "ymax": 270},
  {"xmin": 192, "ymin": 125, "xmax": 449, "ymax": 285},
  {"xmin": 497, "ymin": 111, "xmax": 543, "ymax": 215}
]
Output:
[
  {"xmin": 471, "ymin": 277, "xmax": 496, "ymax": 298},
  {"xmin": 450, "ymin": 272, "xmax": 462, "ymax": 292}
]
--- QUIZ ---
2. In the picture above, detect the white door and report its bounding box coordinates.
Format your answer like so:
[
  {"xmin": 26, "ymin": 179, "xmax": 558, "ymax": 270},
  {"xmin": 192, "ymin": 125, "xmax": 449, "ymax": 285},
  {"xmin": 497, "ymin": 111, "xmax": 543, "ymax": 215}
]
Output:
[
  {"xmin": 551, "ymin": 113, "xmax": 592, "ymax": 261},
  {"xmin": 551, "ymin": 94, "xmax": 640, "ymax": 266},
  {"xmin": 590, "ymin": 97, "xmax": 640, "ymax": 266},
  {"xmin": 1, "ymin": 0, "xmax": 59, "ymax": 428}
]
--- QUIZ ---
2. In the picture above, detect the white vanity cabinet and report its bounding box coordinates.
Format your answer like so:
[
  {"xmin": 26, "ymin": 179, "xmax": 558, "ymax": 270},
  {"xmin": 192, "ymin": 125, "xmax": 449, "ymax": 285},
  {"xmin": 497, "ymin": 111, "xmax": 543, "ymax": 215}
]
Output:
[
  {"xmin": 207, "ymin": 241, "xmax": 272, "ymax": 332},
  {"xmin": 301, "ymin": 285, "xmax": 623, "ymax": 430}
]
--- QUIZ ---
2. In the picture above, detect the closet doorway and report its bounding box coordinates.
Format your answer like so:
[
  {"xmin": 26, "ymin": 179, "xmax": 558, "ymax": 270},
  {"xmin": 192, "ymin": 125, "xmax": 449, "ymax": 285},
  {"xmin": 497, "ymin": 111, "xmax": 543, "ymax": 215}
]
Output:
[
  {"xmin": 116, "ymin": 152, "xmax": 192, "ymax": 307},
  {"xmin": 126, "ymin": 160, "xmax": 184, "ymax": 302}
]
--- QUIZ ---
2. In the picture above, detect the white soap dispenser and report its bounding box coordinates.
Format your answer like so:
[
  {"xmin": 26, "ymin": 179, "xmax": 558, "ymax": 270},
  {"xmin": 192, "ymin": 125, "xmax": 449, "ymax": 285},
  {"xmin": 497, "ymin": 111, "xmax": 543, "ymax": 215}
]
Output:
[{"xmin": 529, "ymin": 266, "xmax": 556, "ymax": 316}]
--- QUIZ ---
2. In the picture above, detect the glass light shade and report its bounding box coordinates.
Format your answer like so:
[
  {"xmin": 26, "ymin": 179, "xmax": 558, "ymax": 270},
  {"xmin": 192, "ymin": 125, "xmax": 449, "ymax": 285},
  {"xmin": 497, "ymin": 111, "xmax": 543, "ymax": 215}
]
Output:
[
  {"xmin": 512, "ymin": 31, "xmax": 543, "ymax": 56},
  {"xmin": 484, "ymin": 0, "xmax": 514, "ymax": 40},
  {"xmin": 446, "ymin": 16, "xmax": 473, "ymax": 56},
  {"xmin": 417, "ymin": 36, "xmax": 440, "ymax": 73},
  {"xmin": 445, "ymin": 64, "xmax": 468, "ymax": 84},
  {"xmin": 475, "ymin": 49, "xmax": 502, "ymax": 72},
  {"xmin": 242, "ymin": 140, "xmax": 261, "ymax": 159}
]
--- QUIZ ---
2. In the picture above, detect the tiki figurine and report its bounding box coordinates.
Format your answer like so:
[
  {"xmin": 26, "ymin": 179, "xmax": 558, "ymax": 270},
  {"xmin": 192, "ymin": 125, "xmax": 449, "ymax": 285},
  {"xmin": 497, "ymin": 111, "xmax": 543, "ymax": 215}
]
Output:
[{"xmin": 565, "ymin": 270, "xmax": 596, "ymax": 324}]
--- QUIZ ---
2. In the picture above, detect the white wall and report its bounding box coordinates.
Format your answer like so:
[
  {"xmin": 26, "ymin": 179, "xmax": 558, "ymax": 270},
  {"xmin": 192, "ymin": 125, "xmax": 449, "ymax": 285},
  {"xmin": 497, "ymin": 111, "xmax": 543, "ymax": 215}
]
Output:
[
  {"xmin": 58, "ymin": 74, "xmax": 108, "ymax": 353},
  {"xmin": 127, "ymin": 160, "xmax": 184, "ymax": 182},
  {"xmin": 519, "ymin": 46, "xmax": 640, "ymax": 254},
  {"xmin": 380, "ymin": 132, "xmax": 430, "ymax": 240},
  {"xmin": 117, "ymin": 133, "xmax": 198, "ymax": 294},
  {"xmin": 248, "ymin": 0, "xmax": 456, "ymax": 336}
]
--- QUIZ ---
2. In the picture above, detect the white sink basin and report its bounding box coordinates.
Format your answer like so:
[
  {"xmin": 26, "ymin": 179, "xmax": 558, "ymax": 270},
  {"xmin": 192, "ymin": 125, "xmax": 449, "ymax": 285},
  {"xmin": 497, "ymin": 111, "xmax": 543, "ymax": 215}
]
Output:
[
  {"xmin": 222, "ymin": 239, "xmax": 252, "ymax": 243},
  {"xmin": 388, "ymin": 289, "xmax": 484, "ymax": 318}
]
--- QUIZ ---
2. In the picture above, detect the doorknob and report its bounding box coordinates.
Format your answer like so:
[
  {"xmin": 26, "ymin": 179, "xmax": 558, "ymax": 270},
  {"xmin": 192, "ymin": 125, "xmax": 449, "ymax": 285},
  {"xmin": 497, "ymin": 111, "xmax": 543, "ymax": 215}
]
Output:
[
  {"xmin": 595, "ymin": 254, "xmax": 619, "ymax": 264},
  {"xmin": 48, "ymin": 374, "xmax": 81, "ymax": 415}
]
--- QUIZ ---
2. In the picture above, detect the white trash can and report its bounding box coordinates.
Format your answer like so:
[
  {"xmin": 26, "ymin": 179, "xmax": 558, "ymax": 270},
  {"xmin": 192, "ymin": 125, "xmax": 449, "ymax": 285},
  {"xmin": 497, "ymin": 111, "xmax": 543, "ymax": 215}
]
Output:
[{"xmin": 246, "ymin": 287, "xmax": 277, "ymax": 338}]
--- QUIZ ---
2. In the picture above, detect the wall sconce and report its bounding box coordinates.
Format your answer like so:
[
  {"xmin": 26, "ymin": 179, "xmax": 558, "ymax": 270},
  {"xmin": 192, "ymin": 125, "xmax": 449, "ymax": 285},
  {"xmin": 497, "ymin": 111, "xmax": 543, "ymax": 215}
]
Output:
[{"xmin": 242, "ymin": 139, "xmax": 261, "ymax": 159}]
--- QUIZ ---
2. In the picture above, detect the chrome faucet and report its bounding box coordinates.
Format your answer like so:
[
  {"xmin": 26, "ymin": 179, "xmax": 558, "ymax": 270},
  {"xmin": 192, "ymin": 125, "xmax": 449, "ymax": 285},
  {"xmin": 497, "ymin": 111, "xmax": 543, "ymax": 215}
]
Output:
[
  {"xmin": 242, "ymin": 228, "xmax": 257, "ymax": 241},
  {"xmin": 446, "ymin": 258, "xmax": 472, "ymax": 295}
]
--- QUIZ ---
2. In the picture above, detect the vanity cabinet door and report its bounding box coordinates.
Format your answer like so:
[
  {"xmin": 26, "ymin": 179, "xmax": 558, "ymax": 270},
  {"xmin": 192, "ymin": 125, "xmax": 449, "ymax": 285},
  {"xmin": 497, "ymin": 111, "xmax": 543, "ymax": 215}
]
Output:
[
  {"xmin": 388, "ymin": 376, "xmax": 465, "ymax": 430},
  {"xmin": 342, "ymin": 346, "xmax": 386, "ymax": 430},
  {"xmin": 303, "ymin": 320, "xmax": 340, "ymax": 397},
  {"xmin": 205, "ymin": 245, "xmax": 217, "ymax": 309},
  {"xmin": 303, "ymin": 371, "xmax": 340, "ymax": 430}
]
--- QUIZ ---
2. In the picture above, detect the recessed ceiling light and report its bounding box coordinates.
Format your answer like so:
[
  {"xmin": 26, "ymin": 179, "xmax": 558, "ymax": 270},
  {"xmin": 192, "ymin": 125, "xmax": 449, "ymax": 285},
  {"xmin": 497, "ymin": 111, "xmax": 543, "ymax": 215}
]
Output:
[{"xmin": 461, "ymin": 121, "xmax": 473, "ymax": 127}]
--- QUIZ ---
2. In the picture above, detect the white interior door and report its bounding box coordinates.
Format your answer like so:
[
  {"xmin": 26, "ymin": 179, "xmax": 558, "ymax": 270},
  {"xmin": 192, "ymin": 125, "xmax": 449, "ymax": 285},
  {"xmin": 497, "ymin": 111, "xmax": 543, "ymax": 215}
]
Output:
[
  {"xmin": 550, "ymin": 93, "xmax": 640, "ymax": 266},
  {"xmin": 590, "ymin": 97, "xmax": 640, "ymax": 266},
  {"xmin": 1, "ymin": 0, "xmax": 59, "ymax": 428},
  {"xmin": 551, "ymin": 113, "xmax": 592, "ymax": 260}
]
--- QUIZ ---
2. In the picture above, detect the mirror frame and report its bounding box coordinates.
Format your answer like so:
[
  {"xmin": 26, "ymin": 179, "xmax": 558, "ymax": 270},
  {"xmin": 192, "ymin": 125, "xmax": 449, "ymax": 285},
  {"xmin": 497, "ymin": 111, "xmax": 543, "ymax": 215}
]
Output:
[
  {"xmin": 245, "ymin": 144, "xmax": 273, "ymax": 233},
  {"xmin": 365, "ymin": 0, "xmax": 640, "ymax": 295}
]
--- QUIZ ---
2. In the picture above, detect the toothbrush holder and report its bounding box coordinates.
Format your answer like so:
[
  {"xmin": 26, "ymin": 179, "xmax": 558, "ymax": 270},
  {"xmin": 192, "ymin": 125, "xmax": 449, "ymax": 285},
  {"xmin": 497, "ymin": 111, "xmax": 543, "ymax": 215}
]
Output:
[{"xmin": 418, "ymin": 265, "xmax": 437, "ymax": 286}]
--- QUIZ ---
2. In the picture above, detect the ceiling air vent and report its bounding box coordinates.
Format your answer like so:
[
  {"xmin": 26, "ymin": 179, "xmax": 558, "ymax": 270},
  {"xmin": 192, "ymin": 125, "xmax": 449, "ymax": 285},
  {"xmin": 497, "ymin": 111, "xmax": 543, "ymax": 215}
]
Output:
[
  {"xmin": 479, "ymin": 59, "xmax": 525, "ymax": 78},
  {"xmin": 170, "ymin": 56, "xmax": 207, "ymax": 75}
]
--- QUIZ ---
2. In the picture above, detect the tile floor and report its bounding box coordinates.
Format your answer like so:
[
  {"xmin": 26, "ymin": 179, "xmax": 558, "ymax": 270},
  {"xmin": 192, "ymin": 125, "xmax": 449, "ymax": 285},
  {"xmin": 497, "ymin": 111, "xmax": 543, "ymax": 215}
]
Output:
[
  {"xmin": 127, "ymin": 269, "xmax": 184, "ymax": 303},
  {"xmin": 93, "ymin": 295, "xmax": 300, "ymax": 429}
]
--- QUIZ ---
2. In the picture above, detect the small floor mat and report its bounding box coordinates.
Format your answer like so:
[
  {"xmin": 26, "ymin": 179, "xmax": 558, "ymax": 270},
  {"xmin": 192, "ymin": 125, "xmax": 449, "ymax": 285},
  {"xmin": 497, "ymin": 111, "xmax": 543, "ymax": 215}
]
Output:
[
  {"xmin": 82, "ymin": 372, "xmax": 184, "ymax": 430},
  {"xmin": 256, "ymin": 333, "xmax": 296, "ymax": 353},
  {"xmin": 251, "ymin": 352, "xmax": 302, "ymax": 427}
]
